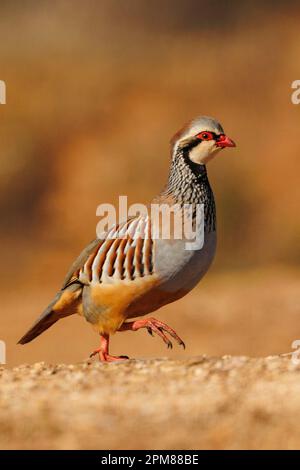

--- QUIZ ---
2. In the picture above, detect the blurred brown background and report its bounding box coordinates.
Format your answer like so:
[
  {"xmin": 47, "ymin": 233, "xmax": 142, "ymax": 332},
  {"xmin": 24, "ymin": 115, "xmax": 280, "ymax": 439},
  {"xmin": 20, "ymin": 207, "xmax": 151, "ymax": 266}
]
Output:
[{"xmin": 1, "ymin": 0, "xmax": 300, "ymax": 366}]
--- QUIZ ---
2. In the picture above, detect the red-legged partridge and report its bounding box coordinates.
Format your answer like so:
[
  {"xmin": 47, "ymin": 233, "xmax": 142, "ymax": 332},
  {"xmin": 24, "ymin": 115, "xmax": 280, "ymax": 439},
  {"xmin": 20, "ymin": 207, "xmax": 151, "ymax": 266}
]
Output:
[{"xmin": 19, "ymin": 116, "xmax": 236, "ymax": 361}]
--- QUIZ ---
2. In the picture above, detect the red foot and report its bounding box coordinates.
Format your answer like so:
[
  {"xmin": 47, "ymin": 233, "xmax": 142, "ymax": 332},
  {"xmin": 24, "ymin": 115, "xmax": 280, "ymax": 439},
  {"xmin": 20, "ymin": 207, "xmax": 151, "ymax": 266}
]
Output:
[
  {"xmin": 89, "ymin": 334, "xmax": 129, "ymax": 362},
  {"xmin": 119, "ymin": 317, "xmax": 185, "ymax": 350},
  {"xmin": 90, "ymin": 349, "xmax": 129, "ymax": 362}
]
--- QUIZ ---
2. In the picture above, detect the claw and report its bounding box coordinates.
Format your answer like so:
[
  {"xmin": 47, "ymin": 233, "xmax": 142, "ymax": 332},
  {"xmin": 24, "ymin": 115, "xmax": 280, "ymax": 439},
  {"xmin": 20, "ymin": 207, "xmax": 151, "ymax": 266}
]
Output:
[
  {"xmin": 101, "ymin": 354, "xmax": 129, "ymax": 362},
  {"xmin": 152, "ymin": 319, "xmax": 186, "ymax": 349},
  {"xmin": 90, "ymin": 351, "xmax": 129, "ymax": 362},
  {"xmin": 89, "ymin": 348, "xmax": 101, "ymax": 358},
  {"xmin": 120, "ymin": 317, "xmax": 185, "ymax": 351}
]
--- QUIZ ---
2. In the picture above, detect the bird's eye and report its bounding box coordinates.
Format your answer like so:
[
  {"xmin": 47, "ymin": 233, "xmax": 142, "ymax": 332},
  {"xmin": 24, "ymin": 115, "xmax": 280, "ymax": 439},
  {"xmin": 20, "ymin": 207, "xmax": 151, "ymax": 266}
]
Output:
[{"xmin": 197, "ymin": 131, "xmax": 214, "ymax": 141}]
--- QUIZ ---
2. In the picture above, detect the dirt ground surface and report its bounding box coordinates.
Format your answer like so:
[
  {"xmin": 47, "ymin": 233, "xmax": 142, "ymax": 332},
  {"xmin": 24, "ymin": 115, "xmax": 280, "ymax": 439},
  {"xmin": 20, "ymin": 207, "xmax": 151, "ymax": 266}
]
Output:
[
  {"xmin": 2, "ymin": 268, "xmax": 300, "ymax": 449},
  {"xmin": 1, "ymin": 354, "xmax": 300, "ymax": 450}
]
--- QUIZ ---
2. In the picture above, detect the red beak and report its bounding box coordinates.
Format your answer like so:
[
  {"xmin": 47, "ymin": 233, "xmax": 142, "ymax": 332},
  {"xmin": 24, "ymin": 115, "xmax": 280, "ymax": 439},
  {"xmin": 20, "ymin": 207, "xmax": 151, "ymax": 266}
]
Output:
[{"xmin": 216, "ymin": 134, "xmax": 236, "ymax": 148}]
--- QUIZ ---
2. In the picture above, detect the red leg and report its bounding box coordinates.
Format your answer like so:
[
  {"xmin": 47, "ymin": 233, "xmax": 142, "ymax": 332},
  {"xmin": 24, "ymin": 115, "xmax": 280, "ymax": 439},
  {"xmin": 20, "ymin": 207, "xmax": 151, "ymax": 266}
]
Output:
[
  {"xmin": 119, "ymin": 317, "xmax": 185, "ymax": 350},
  {"xmin": 89, "ymin": 333, "xmax": 129, "ymax": 362}
]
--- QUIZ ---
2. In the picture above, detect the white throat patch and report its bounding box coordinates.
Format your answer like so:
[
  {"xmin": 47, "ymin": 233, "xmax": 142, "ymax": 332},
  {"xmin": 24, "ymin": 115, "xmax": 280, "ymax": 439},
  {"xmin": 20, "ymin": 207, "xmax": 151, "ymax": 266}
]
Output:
[{"xmin": 189, "ymin": 141, "xmax": 222, "ymax": 165}]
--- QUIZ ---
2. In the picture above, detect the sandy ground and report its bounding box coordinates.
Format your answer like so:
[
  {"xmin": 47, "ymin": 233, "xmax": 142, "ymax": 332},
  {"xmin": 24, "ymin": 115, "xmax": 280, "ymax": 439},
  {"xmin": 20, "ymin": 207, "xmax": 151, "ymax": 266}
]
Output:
[
  {"xmin": 1, "ymin": 354, "xmax": 300, "ymax": 450},
  {"xmin": 1, "ymin": 268, "xmax": 300, "ymax": 449}
]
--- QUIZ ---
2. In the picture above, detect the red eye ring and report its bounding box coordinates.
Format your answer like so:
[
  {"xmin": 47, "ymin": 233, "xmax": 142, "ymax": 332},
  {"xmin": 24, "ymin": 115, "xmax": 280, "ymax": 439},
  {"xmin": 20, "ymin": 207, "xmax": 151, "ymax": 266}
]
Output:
[{"xmin": 196, "ymin": 131, "xmax": 214, "ymax": 141}]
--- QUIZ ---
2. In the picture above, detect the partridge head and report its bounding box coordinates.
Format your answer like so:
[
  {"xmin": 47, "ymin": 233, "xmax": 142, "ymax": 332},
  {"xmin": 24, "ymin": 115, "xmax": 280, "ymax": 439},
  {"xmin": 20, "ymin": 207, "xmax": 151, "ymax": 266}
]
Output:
[{"xmin": 171, "ymin": 116, "xmax": 236, "ymax": 165}]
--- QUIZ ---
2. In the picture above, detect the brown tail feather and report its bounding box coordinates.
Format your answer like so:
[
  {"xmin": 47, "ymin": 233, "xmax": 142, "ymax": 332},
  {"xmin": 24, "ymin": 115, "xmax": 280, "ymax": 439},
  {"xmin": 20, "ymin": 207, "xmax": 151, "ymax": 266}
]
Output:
[
  {"xmin": 18, "ymin": 313, "xmax": 60, "ymax": 344},
  {"xmin": 18, "ymin": 286, "xmax": 82, "ymax": 345}
]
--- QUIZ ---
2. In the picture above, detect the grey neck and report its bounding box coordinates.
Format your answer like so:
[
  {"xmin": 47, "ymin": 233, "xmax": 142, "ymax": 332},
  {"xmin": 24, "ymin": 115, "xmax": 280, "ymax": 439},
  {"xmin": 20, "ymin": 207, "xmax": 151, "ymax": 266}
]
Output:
[{"xmin": 159, "ymin": 148, "xmax": 216, "ymax": 232}]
